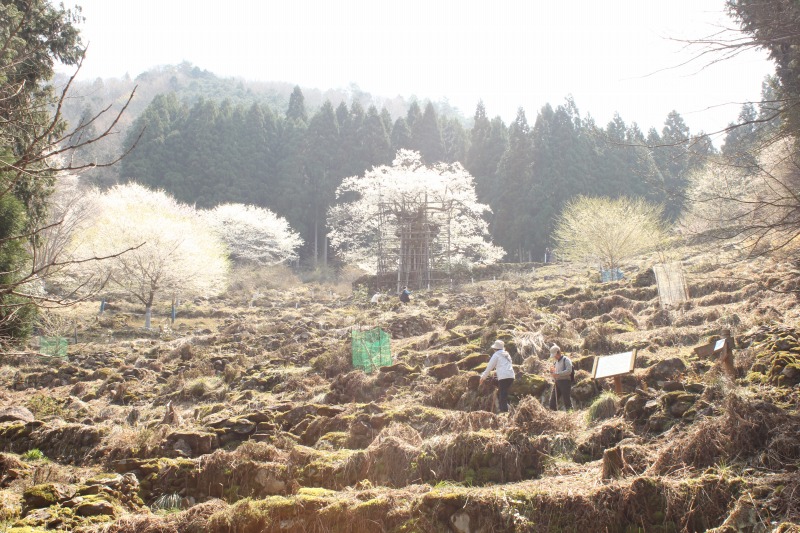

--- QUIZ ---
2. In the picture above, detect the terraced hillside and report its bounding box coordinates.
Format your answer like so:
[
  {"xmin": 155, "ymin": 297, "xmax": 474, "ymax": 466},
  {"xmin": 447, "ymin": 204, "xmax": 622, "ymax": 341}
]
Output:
[{"xmin": 0, "ymin": 246, "xmax": 799, "ymax": 532}]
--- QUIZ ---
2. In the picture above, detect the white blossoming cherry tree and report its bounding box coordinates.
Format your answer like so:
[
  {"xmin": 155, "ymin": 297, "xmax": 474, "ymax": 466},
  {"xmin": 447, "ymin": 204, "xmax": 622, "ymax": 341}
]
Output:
[
  {"xmin": 79, "ymin": 183, "xmax": 229, "ymax": 328},
  {"xmin": 328, "ymin": 150, "xmax": 503, "ymax": 287},
  {"xmin": 203, "ymin": 203, "xmax": 303, "ymax": 265}
]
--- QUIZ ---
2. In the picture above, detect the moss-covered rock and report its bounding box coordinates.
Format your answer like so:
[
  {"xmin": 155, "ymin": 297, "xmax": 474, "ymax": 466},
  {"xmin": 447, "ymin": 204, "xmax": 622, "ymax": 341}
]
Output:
[
  {"xmin": 22, "ymin": 484, "xmax": 75, "ymax": 512},
  {"xmin": 509, "ymin": 373, "xmax": 547, "ymax": 398},
  {"xmin": 427, "ymin": 362, "xmax": 459, "ymax": 380},
  {"xmin": 661, "ymin": 391, "xmax": 698, "ymax": 418},
  {"xmin": 455, "ymin": 353, "xmax": 484, "ymax": 371}
]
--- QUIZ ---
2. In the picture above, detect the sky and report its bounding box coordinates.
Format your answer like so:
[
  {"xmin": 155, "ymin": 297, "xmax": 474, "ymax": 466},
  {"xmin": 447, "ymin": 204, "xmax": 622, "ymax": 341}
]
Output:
[{"xmin": 62, "ymin": 0, "xmax": 775, "ymax": 140}]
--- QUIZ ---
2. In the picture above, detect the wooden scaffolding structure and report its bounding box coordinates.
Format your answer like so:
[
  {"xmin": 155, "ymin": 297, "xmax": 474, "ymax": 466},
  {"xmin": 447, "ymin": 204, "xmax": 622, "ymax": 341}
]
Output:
[{"xmin": 376, "ymin": 197, "xmax": 453, "ymax": 292}]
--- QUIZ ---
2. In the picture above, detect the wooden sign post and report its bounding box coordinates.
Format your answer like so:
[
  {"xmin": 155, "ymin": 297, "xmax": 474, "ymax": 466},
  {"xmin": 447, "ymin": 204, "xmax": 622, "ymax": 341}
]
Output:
[
  {"xmin": 591, "ymin": 350, "xmax": 638, "ymax": 395},
  {"xmin": 714, "ymin": 337, "xmax": 736, "ymax": 378},
  {"xmin": 692, "ymin": 333, "xmax": 736, "ymax": 378}
]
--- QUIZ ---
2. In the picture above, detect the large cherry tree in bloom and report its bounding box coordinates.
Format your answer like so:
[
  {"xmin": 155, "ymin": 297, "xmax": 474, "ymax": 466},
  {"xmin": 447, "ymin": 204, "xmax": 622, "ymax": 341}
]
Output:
[
  {"xmin": 328, "ymin": 150, "xmax": 503, "ymax": 282},
  {"xmin": 204, "ymin": 204, "xmax": 303, "ymax": 265},
  {"xmin": 78, "ymin": 183, "xmax": 229, "ymax": 328}
]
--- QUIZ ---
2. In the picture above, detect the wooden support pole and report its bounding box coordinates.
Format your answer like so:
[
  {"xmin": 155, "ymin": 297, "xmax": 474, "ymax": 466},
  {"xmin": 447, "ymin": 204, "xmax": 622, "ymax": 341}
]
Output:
[
  {"xmin": 720, "ymin": 342, "xmax": 736, "ymax": 378},
  {"xmin": 614, "ymin": 375, "xmax": 623, "ymax": 395}
]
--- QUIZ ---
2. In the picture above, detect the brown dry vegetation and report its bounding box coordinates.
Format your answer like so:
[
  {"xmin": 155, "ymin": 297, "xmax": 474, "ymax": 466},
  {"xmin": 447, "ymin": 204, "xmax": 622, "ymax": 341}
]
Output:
[{"xmin": 0, "ymin": 246, "xmax": 798, "ymax": 532}]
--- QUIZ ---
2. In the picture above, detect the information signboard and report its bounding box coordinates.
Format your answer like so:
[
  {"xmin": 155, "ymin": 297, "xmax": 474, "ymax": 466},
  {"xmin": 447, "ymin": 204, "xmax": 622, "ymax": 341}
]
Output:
[{"xmin": 592, "ymin": 350, "xmax": 636, "ymax": 380}]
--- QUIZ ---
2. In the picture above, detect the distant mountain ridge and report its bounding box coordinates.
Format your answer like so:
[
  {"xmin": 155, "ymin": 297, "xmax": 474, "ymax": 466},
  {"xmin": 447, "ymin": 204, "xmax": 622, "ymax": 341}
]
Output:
[{"xmin": 55, "ymin": 61, "xmax": 469, "ymax": 183}]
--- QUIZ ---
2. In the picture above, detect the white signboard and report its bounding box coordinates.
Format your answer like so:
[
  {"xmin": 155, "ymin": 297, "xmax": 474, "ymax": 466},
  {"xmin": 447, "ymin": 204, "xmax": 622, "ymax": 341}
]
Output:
[
  {"xmin": 592, "ymin": 351, "xmax": 636, "ymax": 380},
  {"xmin": 714, "ymin": 339, "xmax": 726, "ymax": 352}
]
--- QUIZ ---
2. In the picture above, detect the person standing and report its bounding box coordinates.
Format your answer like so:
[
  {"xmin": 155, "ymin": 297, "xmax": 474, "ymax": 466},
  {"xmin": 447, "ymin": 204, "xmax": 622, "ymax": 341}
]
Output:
[
  {"xmin": 479, "ymin": 340, "xmax": 516, "ymax": 413},
  {"xmin": 549, "ymin": 344, "xmax": 573, "ymax": 410}
]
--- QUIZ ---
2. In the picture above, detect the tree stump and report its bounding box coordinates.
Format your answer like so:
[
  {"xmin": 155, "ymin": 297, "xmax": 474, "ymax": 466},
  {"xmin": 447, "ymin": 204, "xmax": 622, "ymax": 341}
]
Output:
[{"xmin": 602, "ymin": 446, "xmax": 624, "ymax": 480}]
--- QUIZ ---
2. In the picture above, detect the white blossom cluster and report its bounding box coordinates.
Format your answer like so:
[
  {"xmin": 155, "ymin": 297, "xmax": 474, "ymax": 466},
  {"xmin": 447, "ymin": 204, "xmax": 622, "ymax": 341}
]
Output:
[
  {"xmin": 328, "ymin": 150, "xmax": 503, "ymax": 271},
  {"xmin": 204, "ymin": 203, "xmax": 303, "ymax": 265},
  {"xmin": 84, "ymin": 183, "xmax": 230, "ymax": 307}
]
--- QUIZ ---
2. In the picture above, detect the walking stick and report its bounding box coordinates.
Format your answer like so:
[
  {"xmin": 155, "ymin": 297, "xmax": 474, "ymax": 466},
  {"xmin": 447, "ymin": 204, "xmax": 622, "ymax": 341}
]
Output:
[{"xmin": 554, "ymin": 379, "xmax": 559, "ymax": 411}]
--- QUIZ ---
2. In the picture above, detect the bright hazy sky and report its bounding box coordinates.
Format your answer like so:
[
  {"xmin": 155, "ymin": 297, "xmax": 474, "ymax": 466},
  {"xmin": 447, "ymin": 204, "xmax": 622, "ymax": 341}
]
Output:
[{"xmin": 63, "ymin": 0, "xmax": 774, "ymax": 139}]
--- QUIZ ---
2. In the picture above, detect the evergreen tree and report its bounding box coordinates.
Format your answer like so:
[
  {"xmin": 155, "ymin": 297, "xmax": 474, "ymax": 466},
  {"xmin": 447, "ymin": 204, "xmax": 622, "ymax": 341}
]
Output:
[
  {"xmin": 67, "ymin": 105, "xmax": 106, "ymax": 184},
  {"xmin": 412, "ymin": 102, "xmax": 444, "ymax": 163},
  {"xmin": 360, "ymin": 105, "xmax": 392, "ymax": 169},
  {"xmin": 626, "ymin": 122, "xmax": 664, "ymax": 203},
  {"xmin": 286, "ymin": 85, "xmax": 307, "ymax": 123},
  {"xmin": 494, "ymin": 108, "xmax": 534, "ymax": 259},
  {"xmin": 183, "ymin": 98, "xmax": 221, "ymax": 207},
  {"xmin": 406, "ymin": 101, "xmax": 422, "ymax": 131},
  {"xmin": 484, "ymin": 116, "xmax": 509, "ymax": 193},
  {"xmin": 304, "ymin": 101, "xmax": 340, "ymax": 265},
  {"xmin": 122, "ymin": 93, "xmax": 189, "ymax": 187},
  {"xmin": 391, "ymin": 117, "xmax": 413, "ymax": 153},
  {"xmin": 214, "ymin": 99, "xmax": 245, "ymax": 201},
  {"xmin": 338, "ymin": 101, "xmax": 367, "ymax": 178},
  {"xmin": 650, "ymin": 110, "xmax": 694, "ymax": 220},
  {"xmin": 380, "ymin": 107, "xmax": 393, "ymax": 135},
  {"xmin": 441, "ymin": 117, "xmax": 467, "ymax": 164},
  {"xmin": 241, "ymin": 103, "xmax": 277, "ymax": 207},
  {"xmin": 466, "ymin": 101, "xmax": 493, "ymax": 180},
  {"xmin": 335, "ymin": 102, "xmax": 349, "ymax": 132},
  {"xmin": 526, "ymin": 99, "xmax": 601, "ymax": 257},
  {"xmin": 0, "ymin": 0, "xmax": 85, "ymax": 340},
  {"xmin": 757, "ymin": 75, "xmax": 783, "ymax": 133},
  {"xmin": 273, "ymin": 116, "xmax": 309, "ymax": 241},
  {"xmin": 721, "ymin": 103, "xmax": 760, "ymax": 170},
  {"xmin": 0, "ymin": 185, "xmax": 34, "ymax": 339}
]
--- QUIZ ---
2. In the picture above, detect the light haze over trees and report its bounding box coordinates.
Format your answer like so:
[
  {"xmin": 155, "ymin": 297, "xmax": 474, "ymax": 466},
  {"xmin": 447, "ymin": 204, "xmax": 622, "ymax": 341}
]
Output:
[{"xmin": 120, "ymin": 87, "xmax": 707, "ymax": 265}]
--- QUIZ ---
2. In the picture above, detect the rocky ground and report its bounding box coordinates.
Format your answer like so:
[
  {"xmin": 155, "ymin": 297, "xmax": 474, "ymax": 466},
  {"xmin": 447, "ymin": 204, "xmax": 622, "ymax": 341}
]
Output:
[{"xmin": 0, "ymin": 244, "xmax": 799, "ymax": 532}]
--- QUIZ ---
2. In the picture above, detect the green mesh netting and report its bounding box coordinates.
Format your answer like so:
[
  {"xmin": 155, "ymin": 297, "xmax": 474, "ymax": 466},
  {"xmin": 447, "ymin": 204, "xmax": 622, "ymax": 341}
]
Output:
[
  {"xmin": 351, "ymin": 327, "xmax": 392, "ymax": 373},
  {"xmin": 39, "ymin": 337, "xmax": 68, "ymax": 358}
]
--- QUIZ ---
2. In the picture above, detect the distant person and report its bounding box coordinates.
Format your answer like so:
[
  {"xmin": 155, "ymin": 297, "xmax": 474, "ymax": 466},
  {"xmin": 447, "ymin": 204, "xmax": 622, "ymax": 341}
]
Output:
[
  {"xmin": 370, "ymin": 292, "xmax": 381, "ymax": 305},
  {"xmin": 399, "ymin": 286, "xmax": 411, "ymax": 304},
  {"xmin": 479, "ymin": 340, "xmax": 516, "ymax": 413},
  {"xmin": 549, "ymin": 344, "xmax": 573, "ymax": 411}
]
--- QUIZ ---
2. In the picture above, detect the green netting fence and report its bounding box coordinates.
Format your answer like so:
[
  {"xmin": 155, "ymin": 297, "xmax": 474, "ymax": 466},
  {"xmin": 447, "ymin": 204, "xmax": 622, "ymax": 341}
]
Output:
[
  {"xmin": 39, "ymin": 336, "xmax": 68, "ymax": 358},
  {"xmin": 352, "ymin": 327, "xmax": 392, "ymax": 373}
]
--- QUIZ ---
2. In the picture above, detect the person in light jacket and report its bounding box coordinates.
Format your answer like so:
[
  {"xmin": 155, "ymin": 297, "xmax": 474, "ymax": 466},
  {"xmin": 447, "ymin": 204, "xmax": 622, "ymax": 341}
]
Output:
[
  {"xmin": 549, "ymin": 344, "xmax": 573, "ymax": 410},
  {"xmin": 479, "ymin": 339, "xmax": 516, "ymax": 413}
]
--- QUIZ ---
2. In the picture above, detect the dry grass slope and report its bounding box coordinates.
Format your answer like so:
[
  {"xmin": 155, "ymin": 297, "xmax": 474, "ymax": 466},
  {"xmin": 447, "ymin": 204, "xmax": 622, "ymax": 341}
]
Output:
[{"xmin": 0, "ymin": 248, "xmax": 798, "ymax": 532}]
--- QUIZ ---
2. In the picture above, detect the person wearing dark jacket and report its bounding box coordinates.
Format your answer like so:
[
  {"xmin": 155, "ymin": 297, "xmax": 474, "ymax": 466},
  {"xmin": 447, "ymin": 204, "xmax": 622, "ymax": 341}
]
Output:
[
  {"xmin": 549, "ymin": 344, "xmax": 573, "ymax": 410},
  {"xmin": 399, "ymin": 286, "xmax": 411, "ymax": 303}
]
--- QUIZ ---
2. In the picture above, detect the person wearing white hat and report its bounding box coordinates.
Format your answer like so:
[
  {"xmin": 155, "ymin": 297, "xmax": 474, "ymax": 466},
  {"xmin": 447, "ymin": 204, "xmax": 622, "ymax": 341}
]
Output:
[
  {"xmin": 548, "ymin": 344, "xmax": 573, "ymax": 410},
  {"xmin": 479, "ymin": 339, "xmax": 516, "ymax": 413}
]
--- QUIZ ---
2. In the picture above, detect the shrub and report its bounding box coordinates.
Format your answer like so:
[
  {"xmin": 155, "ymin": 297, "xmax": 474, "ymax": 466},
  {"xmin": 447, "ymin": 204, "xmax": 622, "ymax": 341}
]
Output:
[
  {"xmin": 586, "ymin": 392, "xmax": 620, "ymax": 424},
  {"xmin": 26, "ymin": 394, "xmax": 67, "ymax": 419},
  {"xmin": 22, "ymin": 449, "xmax": 46, "ymax": 462},
  {"xmin": 151, "ymin": 492, "xmax": 182, "ymax": 513}
]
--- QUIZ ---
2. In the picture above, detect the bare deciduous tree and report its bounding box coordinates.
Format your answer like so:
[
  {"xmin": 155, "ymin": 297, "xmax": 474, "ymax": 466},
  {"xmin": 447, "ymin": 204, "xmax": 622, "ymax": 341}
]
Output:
[
  {"xmin": 0, "ymin": 1, "xmax": 139, "ymax": 341},
  {"xmin": 684, "ymin": 138, "xmax": 800, "ymax": 259}
]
